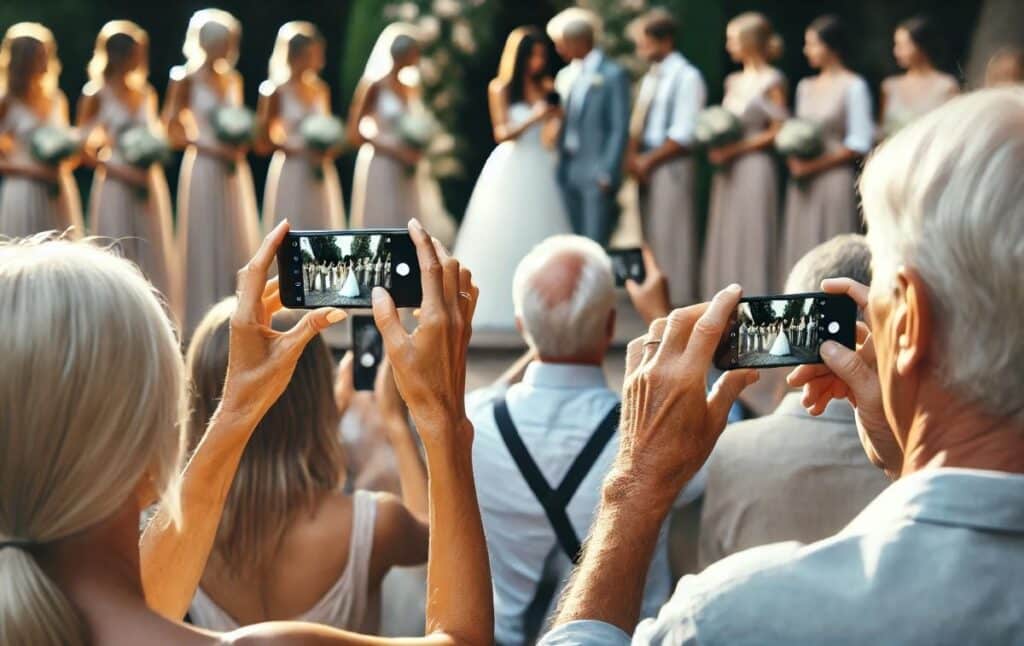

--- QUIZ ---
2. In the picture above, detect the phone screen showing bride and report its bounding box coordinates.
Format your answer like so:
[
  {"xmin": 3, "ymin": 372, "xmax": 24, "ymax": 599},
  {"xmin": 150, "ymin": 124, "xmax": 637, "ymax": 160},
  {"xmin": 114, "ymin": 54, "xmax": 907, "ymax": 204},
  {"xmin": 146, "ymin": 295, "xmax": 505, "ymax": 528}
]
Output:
[
  {"xmin": 713, "ymin": 292, "xmax": 857, "ymax": 371},
  {"xmin": 276, "ymin": 229, "xmax": 422, "ymax": 309}
]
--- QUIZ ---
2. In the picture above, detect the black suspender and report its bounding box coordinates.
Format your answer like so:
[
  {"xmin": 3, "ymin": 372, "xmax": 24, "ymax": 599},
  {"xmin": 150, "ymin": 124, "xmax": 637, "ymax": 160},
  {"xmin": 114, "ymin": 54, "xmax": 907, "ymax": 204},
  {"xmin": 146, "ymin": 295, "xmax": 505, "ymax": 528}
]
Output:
[{"xmin": 492, "ymin": 397, "xmax": 621, "ymax": 564}]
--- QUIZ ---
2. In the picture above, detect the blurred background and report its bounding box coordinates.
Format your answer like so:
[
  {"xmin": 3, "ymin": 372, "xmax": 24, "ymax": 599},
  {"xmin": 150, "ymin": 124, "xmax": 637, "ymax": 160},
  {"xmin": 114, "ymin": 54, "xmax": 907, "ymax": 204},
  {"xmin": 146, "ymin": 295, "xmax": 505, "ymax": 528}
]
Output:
[{"xmin": 1, "ymin": 0, "xmax": 1016, "ymax": 230}]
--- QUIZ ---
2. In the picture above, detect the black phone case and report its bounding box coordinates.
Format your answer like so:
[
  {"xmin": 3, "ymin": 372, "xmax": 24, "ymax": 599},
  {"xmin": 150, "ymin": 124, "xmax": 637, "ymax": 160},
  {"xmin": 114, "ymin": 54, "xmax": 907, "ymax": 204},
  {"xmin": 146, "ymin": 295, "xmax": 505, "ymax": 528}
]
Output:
[
  {"xmin": 713, "ymin": 292, "xmax": 857, "ymax": 371},
  {"xmin": 352, "ymin": 316, "xmax": 382, "ymax": 391},
  {"xmin": 608, "ymin": 248, "xmax": 646, "ymax": 287},
  {"xmin": 277, "ymin": 228, "xmax": 422, "ymax": 309}
]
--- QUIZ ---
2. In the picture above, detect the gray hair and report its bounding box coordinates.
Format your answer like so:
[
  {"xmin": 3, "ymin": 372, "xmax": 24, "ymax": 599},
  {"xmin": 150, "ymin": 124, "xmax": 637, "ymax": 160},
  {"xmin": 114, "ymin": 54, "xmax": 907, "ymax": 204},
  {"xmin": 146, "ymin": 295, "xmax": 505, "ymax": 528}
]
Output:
[
  {"xmin": 784, "ymin": 234, "xmax": 872, "ymax": 293},
  {"xmin": 562, "ymin": 17, "xmax": 595, "ymax": 44},
  {"xmin": 547, "ymin": 8, "xmax": 601, "ymax": 43},
  {"xmin": 512, "ymin": 235, "xmax": 615, "ymax": 359},
  {"xmin": 859, "ymin": 87, "xmax": 1024, "ymax": 423},
  {"xmin": 390, "ymin": 33, "xmax": 419, "ymax": 61}
]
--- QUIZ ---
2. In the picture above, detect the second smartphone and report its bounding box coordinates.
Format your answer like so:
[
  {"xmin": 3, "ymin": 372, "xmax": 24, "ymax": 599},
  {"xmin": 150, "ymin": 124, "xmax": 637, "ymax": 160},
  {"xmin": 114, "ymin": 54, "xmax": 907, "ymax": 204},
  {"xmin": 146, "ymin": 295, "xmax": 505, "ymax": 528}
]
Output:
[
  {"xmin": 276, "ymin": 228, "xmax": 422, "ymax": 309},
  {"xmin": 351, "ymin": 315, "xmax": 383, "ymax": 391},
  {"xmin": 607, "ymin": 247, "xmax": 646, "ymax": 287}
]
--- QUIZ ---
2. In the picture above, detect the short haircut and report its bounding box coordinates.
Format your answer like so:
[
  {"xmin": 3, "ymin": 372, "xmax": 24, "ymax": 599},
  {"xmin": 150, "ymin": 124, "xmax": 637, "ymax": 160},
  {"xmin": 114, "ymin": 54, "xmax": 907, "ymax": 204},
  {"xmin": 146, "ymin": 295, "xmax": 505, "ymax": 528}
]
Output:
[
  {"xmin": 785, "ymin": 234, "xmax": 872, "ymax": 294},
  {"xmin": 562, "ymin": 18, "xmax": 594, "ymax": 44},
  {"xmin": 512, "ymin": 235, "xmax": 615, "ymax": 359},
  {"xmin": 859, "ymin": 87, "xmax": 1024, "ymax": 423},
  {"xmin": 642, "ymin": 8, "xmax": 677, "ymax": 42}
]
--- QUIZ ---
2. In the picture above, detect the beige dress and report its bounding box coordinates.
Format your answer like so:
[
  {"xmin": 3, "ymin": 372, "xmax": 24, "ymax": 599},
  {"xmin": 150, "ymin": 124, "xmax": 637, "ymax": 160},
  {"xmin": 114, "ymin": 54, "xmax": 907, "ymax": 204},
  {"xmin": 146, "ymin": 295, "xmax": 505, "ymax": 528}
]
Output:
[
  {"xmin": 177, "ymin": 78, "xmax": 261, "ymax": 336},
  {"xmin": 263, "ymin": 85, "xmax": 346, "ymax": 231},
  {"xmin": 880, "ymin": 72, "xmax": 958, "ymax": 137},
  {"xmin": 88, "ymin": 86, "xmax": 176, "ymax": 310},
  {"xmin": 780, "ymin": 73, "xmax": 872, "ymax": 278},
  {"xmin": 702, "ymin": 68, "xmax": 787, "ymax": 299},
  {"xmin": 349, "ymin": 84, "xmax": 420, "ymax": 229},
  {"xmin": 0, "ymin": 95, "xmax": 84, "ymax": 238}
]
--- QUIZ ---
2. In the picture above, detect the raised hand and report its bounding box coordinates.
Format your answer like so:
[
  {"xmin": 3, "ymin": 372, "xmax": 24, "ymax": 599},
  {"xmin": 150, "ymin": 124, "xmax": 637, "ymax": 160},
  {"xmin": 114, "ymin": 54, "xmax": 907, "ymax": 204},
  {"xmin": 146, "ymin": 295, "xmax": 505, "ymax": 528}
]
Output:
[
  {"xmin": 219, "ymin": 220, "xmax": 347, "ymax": 424},
  {"xmin": 786, "ymin": 278, "xmax": 901, "ymax": 476},
  {"xmin": 334, "ymin": 351, "xmax": 355, "ymax": 416},
  {"xmin": 625, "ymin": 245, "xmax": 671, "ymax": 325},
  {"xmin": 611, "ymin": 285, "xmax": 759, "ymax": 506}
]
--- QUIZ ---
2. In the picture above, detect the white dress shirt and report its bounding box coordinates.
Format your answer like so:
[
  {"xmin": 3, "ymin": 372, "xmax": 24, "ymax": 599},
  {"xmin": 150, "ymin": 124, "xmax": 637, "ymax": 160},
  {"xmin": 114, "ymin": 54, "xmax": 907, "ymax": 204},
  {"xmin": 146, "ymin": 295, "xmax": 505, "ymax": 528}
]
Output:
[
  {"xmin": 563, "ymin": 49, "xmax": 605, "ymax": 153},
  {"xmin": 469, "ymin": 362, "xmax": 701, "ymax": 645},
  {"xmin": 541, "ymin": 467, "xmax": 1024, "ymax": 645},
  {"xmin": 640, "ymin": 51, "xmax": 706, "ymax": 150},
  {"xmin": 841, "ymin": 75, "xmax": 874, "ymax": 153}
]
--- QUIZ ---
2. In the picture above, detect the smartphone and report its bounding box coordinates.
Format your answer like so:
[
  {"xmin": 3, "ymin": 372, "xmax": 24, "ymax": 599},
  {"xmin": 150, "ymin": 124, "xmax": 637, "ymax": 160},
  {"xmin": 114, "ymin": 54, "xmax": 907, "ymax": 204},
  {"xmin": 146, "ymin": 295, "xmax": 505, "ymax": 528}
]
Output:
[
  {"xmin": 713, "ymin": 292, "xmax": 857, "ymax": 370},
  {"xmin": 351, "ymin": 315, "xmax": 383, "ymax": 391},
  {"xmin": 277, "ymin": 229, "xmax": 422, "ymax": 309},
  {"xmin": 607, "ymin": 247, "xmax": 646, "ymax": 287}
]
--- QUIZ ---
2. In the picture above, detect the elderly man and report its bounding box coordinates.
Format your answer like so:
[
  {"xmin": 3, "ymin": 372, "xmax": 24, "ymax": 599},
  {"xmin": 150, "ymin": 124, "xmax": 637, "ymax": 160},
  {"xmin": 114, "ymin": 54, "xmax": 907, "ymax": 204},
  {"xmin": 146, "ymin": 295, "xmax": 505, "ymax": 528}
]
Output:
[
  {"xmin": 698, "ymin": 234, "xmax": 890, "ymax": 567},
  {"xmin": 468, "ymin": 235, "xmax": 700, "ymax": 645},
  {"xmin": 540, "ymin": 88, "xmax": 1024, "ymax": 645}
]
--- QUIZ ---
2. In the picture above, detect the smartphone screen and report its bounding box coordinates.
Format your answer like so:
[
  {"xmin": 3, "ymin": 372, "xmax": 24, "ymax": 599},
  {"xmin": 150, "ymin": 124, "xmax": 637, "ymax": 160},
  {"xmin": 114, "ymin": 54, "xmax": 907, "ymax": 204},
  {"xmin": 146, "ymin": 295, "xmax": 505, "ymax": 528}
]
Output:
[
  {"xmin": 713, "ymin": 292, "xmax": 857, "ymax": 370},
  {"xmin": 277, "ymin": 229, "xmax": 422, "ymax": 309},
  {"xmin": 351, "ymin": 315, "xmax": 383, "ymax": 391},
  {"xmin": 607, "ymin": 248, "xmax": 646, "ymax": 287}
]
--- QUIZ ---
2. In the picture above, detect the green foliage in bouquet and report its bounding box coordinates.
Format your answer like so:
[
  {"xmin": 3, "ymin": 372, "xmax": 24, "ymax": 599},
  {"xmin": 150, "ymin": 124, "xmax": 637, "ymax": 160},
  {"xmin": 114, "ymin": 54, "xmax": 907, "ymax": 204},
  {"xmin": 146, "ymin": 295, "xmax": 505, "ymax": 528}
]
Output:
[
  {"xmin": 775, "ymin": 118, "xmax": 824, "ymax": 159},
  {"xmin": 695, "ymin": 106, "xmax": 743, "ymax": 149},
  {"xmin": 30, "ymin": 126, "xmax": 80, "ymax": 165}
]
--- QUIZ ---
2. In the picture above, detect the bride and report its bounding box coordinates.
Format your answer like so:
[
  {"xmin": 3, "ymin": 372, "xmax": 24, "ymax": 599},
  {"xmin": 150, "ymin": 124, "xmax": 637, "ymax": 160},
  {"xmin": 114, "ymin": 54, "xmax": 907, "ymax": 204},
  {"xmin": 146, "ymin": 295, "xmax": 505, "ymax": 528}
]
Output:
[
  {"xmin": 768, "ymin": 320, "xmax": 791, "ymax": 356},
  {"xmin": 453, "ymin": 26, "xmax": 572, "ymax": 331},
  {"xmin": 339, "ymin": 259, "xmax": 361, "ymax": 297}
]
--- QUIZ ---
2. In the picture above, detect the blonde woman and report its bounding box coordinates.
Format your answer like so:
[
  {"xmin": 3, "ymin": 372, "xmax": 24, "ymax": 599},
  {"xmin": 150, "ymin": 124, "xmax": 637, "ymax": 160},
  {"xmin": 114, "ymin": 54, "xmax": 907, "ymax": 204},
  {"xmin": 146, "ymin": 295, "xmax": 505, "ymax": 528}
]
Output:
[
  {"xmin": 878, "ymin": 15, "xmax": 958, "ymax": 138},
  {"xmin": 346, "ymin": 23, "xmax": 423, "ymax": 229},
  {"xmin": 702, "ymin": 12, "xmax": 788, "ymax": 298},
  {"xmin": 163, "ymin": 9, "xmax": 260, "ymax": 336},
  {"xmin": 0, "ymin": 23, "xmax": 83, "ymax": 238},
  {"xmin": 78, "ymin": 21, "xmax": 177, "ymax": 314},
  {"xmin": 0, "ymin": 220, "xmax": 492, "ymax": 645},
  {"xmin": 258, "ymin": 22, "xmax": 346, "ymax": 230},
  {"xmin": 186, "ymin": 304, "xmax": 428, "ymax": 633}
]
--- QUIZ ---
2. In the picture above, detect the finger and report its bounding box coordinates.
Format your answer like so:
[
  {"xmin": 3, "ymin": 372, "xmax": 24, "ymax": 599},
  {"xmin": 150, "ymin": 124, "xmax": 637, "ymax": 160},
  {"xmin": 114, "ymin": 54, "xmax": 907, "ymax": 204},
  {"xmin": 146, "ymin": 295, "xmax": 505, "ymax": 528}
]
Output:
[
  {"xmin": 856, "ymin": 321, "xmax": 870, "ymax": 345},
  {"xmin": 639, "ymin": 244, "xmax": 661, "ymax": 278},
  {"xmin": 707, "ymin": 369, "xmax": 758, "ymax": 431},
  {"xmin": 262, "ymin": 276, "xmax": 280, "ymax": 300},
  {"xmin": 336, "ymin": 351, "xmax": 354, "ymax": 394},
  {"xmin": 625, "ymin": 335, "xmax": 645, "ymax": 378},
  {"xmin": 642, "ymin": 318, "xmax": 667, "ymax": 367},
  {"xmin": 656, "ymin": 302, "xmax": 707, "ymax": 360},
  {"xmin": 372, "ymin": 286, "xmax": 408, "ymax": 354},
  {"xmin": 821, "ymin": 278, "xmax": 869, "ymax": 309},
  {"xmin": 820, "ymin": 340, "xmax": 874, "ymax": 402},
  {"xmin": 237, "ymin": 220, "xmax": 290, "ymax": 316},
  {"xmin": 409, "ymin": 218, "xmax": 443, "ymax": 308},
  {"xmin": 431, "ymin": 235, "xmax": 451, "ymax": 261},
  {"xmin": 786, "ymin": 363, "xmax": 832, "ymax": 388},
  {"xmin": 441, "ymin": 256, "xmax": 460, "ymax": 313},
  {"xmin": 682, "ymin": 284, "xmax": 742, "ymax": 367},
  {"xmin": 281, "ymin": 307, "xmax": 346, "ymax": 353}
]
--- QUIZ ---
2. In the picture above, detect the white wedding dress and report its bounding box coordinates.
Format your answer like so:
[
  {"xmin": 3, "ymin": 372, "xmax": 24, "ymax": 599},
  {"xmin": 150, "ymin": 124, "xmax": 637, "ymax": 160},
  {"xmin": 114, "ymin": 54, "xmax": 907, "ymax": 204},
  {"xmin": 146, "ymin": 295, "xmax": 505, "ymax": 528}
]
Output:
[
  {"xmin": 769, "ymin": 329, "xmax": 792, "ymax": 356},
  {"xmin": 340, "ymin": 267, "xmax": 361, "ymax": 298},
  {"xmin": 454, "ymin": 101, "xmax": 573, "ymax": 331}
]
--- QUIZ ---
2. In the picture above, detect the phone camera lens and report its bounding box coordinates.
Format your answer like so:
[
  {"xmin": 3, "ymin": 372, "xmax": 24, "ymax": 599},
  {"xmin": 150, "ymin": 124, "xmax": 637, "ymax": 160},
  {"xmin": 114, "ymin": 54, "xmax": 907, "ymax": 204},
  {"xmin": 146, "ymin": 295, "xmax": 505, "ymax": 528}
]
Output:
[
  {"xmin": 828, "ymin": 321, "xmax": 840, "ymax": 334},
  {"xmin": 396, "ymin": 262, "xmax": 411, "ymax": 277}
]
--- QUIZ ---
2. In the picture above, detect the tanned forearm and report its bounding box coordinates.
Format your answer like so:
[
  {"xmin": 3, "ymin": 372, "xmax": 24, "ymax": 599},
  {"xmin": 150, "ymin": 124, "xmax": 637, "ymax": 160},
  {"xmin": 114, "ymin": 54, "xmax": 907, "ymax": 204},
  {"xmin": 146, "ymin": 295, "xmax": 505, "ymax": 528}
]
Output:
[
  {"xmin": 389, "ymin": 418, "xmax": 430, "ymax": 523},
  {"xmin": 139, "ymin": 406, "xmax": 259, "ymax": 620},
  {"xmin": 646, "ymin": 139, "xmax": 687, "ymax": 169},
  {"xmin": 553, "ymin": 474, "xmax": 674, "ymax": 634}
]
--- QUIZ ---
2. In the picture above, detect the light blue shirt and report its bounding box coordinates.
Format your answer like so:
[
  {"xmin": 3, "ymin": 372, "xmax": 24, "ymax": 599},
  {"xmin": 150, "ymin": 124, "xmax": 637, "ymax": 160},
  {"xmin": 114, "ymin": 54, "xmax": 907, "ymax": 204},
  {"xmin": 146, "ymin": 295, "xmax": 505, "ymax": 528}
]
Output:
[
  {"xmin": 540, "ymin": 467, "xmax": 1024, "ymax": 645},
  {"xmin": 640, "ymin": 51, "xmax": 706, "ymax": 149},
  {"xmin": 564, "ymin": 49, "xmax": 605, "ymax": 154},
  {"xmin": 469, "ymin": 362, "xmax": 703, "ymax": 645}
]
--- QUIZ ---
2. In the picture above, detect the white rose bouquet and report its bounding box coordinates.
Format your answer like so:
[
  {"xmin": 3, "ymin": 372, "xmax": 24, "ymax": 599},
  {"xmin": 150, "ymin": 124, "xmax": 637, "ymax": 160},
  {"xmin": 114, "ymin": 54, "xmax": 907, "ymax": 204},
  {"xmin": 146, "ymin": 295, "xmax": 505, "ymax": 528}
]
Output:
[
  {"xmin": 300, "ymin": 114, "xmax": 345, "ymax": 180},
  {"xmin": 398, "ymin": 109, "xmax": 441, "ymax": 152},
  {"xmin": 775, "ymin": 118, "xmax": 824, "ymax": 159},
  {"xmin": 695, "ymin": 106, "xmax": 743, "ymax": 149},
  {"xmin": 30, "ymin": 126, "xmax": 80, "ymax": 166},
  {"xmin": 211, "ymin": 105, "xmax": 255, "ymax": 146},
  {"xmin": 120, "ymin": 126, "xmax": 171, "ymax": 168}
]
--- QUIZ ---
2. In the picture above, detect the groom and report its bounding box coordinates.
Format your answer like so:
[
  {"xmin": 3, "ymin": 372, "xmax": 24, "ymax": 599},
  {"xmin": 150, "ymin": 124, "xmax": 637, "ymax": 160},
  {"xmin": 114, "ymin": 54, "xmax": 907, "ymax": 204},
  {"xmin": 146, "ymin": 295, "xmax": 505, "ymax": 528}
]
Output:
[{"xmin": 554, "ymin": 13, "xmax": 630, "ymax": 247}]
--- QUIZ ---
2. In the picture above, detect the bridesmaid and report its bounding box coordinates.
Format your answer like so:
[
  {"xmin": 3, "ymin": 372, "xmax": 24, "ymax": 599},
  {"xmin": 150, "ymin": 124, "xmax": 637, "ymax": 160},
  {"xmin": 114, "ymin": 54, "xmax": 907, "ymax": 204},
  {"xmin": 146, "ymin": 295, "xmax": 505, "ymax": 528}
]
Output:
[
  {"xmin": 879, "ymin": 15, "xmax": 958, "ymax": 138},
  {"xmin": 0, "ymin": 23, "xmax": 83, "ymax": 238},
  {"xmin": 702, "ymin": 12, "xmax": 787, "ymax": 299},
  {"xmin": 78, "ymin": 21, "xmax": 177, "ymax": 313},
  {"xmin": 257, "ymin": 21, "xmax": 345, "ymax": 230},
  {"xmin": 347, "ymin": 23, "xmax": 423, "ymax": 228},
  {"xmin": 780, "ymin": 15, "xmax": 874, "ymax": 279},
  {"xmin": 162, "ymin": 9, "xmax": 260, "ymax": 336}
]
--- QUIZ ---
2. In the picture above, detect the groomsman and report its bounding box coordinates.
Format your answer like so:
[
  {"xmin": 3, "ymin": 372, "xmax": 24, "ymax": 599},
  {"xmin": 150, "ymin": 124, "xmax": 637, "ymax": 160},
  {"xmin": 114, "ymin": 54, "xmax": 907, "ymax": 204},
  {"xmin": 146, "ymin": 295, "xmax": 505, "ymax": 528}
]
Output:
[
  {"xmin": 628, "ymin": 9, "xmax": 706, "ymax": 306},
  {"xmin": 554, "ymin": 11, "xmax": 631, "ymax": 246}
]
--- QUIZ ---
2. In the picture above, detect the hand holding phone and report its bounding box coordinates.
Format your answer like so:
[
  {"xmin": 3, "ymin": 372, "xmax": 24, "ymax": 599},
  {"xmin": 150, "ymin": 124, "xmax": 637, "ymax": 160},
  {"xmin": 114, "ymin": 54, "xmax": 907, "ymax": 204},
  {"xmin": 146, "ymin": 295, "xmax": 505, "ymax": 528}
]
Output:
[
  {"xmin": 714, "ymin": 292, "xmax": 857, "ymax": 370},
  {"xmin": 607, "ymin": 247, "xmax": 646, "ymax": 287},
  {"xmin": 352, "ymin": 316, "xmax": 384, "ymax": 391}
]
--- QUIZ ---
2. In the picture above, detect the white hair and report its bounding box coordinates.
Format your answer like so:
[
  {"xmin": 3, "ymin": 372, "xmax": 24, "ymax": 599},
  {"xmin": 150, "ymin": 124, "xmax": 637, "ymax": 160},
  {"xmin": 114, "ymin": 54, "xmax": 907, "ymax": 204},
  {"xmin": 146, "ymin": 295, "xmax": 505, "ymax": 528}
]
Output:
[
  {"xmin": 784, "ymin": 234, "xmax": 872, "ymax": 294},
  {"xmin": 512, "ymin": 235, "xmax": 615, "ymax": 359},
  {"xmin": 859, "ymin": 87, "xmax": 1024, "ymax": 423},
  {"xmin": 0, "ymin": 235, "xmax": 185, "ymax": 644},
  {"xmin": 546, "ymin": 7, "xmax": 602, "ymax": 43}
]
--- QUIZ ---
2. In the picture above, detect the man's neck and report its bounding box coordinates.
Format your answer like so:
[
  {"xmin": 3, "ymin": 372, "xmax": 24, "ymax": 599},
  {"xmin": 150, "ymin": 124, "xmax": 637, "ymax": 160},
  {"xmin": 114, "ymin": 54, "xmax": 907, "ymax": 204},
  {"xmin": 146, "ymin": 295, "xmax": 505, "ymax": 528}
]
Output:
[
  {"xmin": 537, "ymin": 354, "xmax": 604, "ymax": 368},
  {"xmin": 901, "ymin": 396, "xmax": 1024, "ymax": 477}
]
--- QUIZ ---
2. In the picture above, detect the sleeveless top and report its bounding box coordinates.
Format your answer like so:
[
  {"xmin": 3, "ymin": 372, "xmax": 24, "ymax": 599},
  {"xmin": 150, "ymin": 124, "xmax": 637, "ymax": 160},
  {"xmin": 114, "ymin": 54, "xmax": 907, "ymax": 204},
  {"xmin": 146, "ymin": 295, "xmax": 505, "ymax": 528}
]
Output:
[
  {"xmin": 722, "ymin": 68, "xmax": 788, "ymax": 138},
  {"xmin": 1, "ymin": 97, "xmax": 64, "ymax": 165},
  {"xmin": 189, "ymin": 76, "xmax": 239, "ymax": 147},
  {"xmin": 188, "ymin": 490, "xmax": 379, "ymax": 632},
  {"xmin": 507, "ymin": 101, "xmax": 544, "ymax": 148},
  {"xmin": 278, "ymin": 84, "xmax": 328, "ymax": 148},
  {"xmin": 95, "ymin": 86, "xmax": 150, "ymax": 164},
  {"xmin": 881, "ymin": 72, "xmax": 957, "ymax": 136},
  {"xmin": 369, "ymin": 84, "xmax": 407, "ymax": 148}
]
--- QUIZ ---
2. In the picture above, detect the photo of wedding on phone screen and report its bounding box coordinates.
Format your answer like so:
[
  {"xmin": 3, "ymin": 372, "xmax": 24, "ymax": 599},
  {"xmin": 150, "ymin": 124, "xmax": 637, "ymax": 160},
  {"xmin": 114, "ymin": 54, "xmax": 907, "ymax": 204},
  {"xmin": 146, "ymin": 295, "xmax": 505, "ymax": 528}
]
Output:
[
  {"xmin": 300, "ymin": 234, "xmax": 392, "ymax": 307},
  {"xmin": 735, "ymin": 297, "xmax": 824, "ymax": 367}
]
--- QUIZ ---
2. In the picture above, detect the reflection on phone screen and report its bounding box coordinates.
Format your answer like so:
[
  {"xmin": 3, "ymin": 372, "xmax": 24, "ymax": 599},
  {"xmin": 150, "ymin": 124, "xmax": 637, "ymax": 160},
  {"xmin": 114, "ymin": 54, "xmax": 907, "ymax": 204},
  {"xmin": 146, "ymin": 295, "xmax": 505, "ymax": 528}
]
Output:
[
  {"xmin": 299, "ymin": 234, "xmax": 393, "ymax": 308},
  {"xmin": 732, "ymin": 297, "xmax": 824, "ymax": 368}
]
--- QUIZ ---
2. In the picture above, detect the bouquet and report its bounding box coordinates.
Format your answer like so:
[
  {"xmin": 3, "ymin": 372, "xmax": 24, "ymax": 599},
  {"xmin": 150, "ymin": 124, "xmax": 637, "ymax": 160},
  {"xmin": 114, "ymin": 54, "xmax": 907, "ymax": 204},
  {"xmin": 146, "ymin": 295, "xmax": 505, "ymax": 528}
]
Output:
[
  {"xmin": 211, "ymin": 105, "xmax": 255, "ymax": 145},
  {"xmin": 695, "ymin": 106, "xmax": 743, "ymax": 149},
  {"xmin": 775, "ymin": 118, "xmax": 824, "ymax": 159},
  {"xmin": 398, "ymin": 109, "xmax": 441, "ymax": 153},
  {"xmin": 30, "ymin": 126, "xmax": 80, "ymax": 166},
  {"xmin": 120, "ymin": 126, "xmax": 171, "ymax": 168},
  {"xmin": 300, "ymin": 114, "xmax": 345, "ymax": 180}
]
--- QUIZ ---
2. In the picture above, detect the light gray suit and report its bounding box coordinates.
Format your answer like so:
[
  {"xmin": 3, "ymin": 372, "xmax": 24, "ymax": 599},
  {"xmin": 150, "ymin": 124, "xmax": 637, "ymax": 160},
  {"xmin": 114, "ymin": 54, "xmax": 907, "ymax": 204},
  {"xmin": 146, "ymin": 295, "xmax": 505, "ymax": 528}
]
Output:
[{"xmin": 557, "ymin": 50, "xmax": 630, "ymax": 246}]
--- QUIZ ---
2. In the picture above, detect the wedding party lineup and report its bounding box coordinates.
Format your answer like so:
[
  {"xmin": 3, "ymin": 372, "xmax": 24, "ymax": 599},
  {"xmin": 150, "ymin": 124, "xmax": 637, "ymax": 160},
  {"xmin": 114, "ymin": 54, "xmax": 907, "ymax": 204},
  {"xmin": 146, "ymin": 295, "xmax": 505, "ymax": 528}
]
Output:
[{"xmin": 1, "ymin": 1, "xmax": 1023, "ymax": 645}]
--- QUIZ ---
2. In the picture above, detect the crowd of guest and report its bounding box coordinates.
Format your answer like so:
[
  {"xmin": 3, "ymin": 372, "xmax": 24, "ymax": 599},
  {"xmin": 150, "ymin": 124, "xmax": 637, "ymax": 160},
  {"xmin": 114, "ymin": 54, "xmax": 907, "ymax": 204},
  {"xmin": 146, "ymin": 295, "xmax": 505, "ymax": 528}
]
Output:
[{"xmin": 2, "ymin": 6, "xmax": 1024, "ymax": 646}]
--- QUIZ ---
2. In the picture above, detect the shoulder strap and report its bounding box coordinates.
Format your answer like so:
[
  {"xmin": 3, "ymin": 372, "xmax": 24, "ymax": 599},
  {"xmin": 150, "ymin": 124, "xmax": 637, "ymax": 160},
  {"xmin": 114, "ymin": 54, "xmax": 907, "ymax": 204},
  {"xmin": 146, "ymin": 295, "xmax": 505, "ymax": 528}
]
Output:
[{"xmin": 493, "ymin": 397, "xmax": 620, "ymax": 564}]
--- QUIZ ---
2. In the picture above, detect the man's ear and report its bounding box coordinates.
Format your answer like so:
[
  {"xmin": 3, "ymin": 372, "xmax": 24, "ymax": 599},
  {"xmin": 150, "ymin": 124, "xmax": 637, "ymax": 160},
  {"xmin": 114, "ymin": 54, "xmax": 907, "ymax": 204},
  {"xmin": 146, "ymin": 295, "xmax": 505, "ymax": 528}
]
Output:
[{"xmin": 894, "ymin": 266, "xmax": 934, "ymax": 377}]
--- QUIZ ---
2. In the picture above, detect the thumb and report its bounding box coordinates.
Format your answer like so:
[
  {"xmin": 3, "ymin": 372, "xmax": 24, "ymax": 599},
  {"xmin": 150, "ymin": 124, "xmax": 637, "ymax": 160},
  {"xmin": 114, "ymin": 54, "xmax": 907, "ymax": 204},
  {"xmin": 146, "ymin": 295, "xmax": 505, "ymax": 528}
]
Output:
[
  {"xmin": 371, "ymin": 287, "xmax": 407, "ymax": 354},
  {"xmin": 820, "ymin": 341, "xmax": 873, "ymax": 400},
  {"xmin": 283, "ymin": 307, "xmax": 347, "ymax": 353},
  {"xmin": 707, "ymin": 369, "xmax": 758, "ymax": 432}
]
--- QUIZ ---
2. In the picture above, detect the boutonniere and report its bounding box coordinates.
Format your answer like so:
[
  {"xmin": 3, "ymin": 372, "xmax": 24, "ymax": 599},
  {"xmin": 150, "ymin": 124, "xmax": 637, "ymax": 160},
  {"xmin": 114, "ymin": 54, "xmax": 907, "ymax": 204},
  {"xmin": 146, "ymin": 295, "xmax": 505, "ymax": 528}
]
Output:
[{"xmin": 590, "ymin": 74, "xmax": 605, "ymax": 87}]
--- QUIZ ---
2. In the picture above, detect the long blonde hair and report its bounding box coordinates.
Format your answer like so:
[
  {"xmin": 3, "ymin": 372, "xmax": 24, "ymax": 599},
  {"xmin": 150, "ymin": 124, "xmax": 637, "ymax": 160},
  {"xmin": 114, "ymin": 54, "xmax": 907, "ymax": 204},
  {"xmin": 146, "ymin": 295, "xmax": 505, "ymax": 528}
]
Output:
[
  {"xmin": 729, "ymin": 11, "xmax": 784, "ymax": 62},
  {"xmin": 86, "ymin": 20, "xmax": 150, "ymax": 92},
  {"xmin": 186, "ymin": 300, "xmax": 344, "ymax": 577},
  {"xmin": 363, "ymin": 22, "xmax": 420, "ymax": 83},
  {"xmin": 0, "ymin": 235, "xmax": 186, "ymax": 645},
  {"xmin": 181, "ymin": 8, "xmax": 241, "ymax": 75},
  {"xmin": 0, "ymin": 22, "xmax": 60, "ymax": 100},
  {"xmin": 266, "ymin": 21, "xmax": 323, "ymax": 89}
]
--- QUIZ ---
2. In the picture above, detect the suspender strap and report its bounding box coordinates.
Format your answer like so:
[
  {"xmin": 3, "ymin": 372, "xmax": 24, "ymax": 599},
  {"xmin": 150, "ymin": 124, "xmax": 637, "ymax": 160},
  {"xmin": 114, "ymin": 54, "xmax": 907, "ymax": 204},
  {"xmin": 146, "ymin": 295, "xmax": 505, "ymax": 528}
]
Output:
[{"xmin": 493, "ymin": 397, "xmax": 621, "ymax": 564}]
